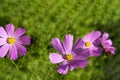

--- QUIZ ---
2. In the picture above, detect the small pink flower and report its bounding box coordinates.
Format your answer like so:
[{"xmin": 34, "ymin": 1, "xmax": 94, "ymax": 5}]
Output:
[
  {"xmin": 0, "ymin": 24, "xmax": 30, "ymax": 60},
  {"xmin": 82, "ymin": 31, "xmax": 102, "ymax": 56},
  {"xmin": 100, "ymin": 32, "xmax": 115, "ymax": 54}
]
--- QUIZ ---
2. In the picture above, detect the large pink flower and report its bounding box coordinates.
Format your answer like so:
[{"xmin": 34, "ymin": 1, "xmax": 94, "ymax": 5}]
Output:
[
  {"xmin": 49, "ymin": 34, "xmax": 89, "ymax": 74},
  {"xmin": 0, "ymin": 24, "xmax": 30, "ymax": 60}
]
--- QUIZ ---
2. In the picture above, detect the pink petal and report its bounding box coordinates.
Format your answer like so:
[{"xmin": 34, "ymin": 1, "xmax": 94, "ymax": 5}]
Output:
[
  {"xmin": 0, "ymin": 44, "xmax": 9, "ymax": 58},
  {"xmin": 0, "ymin": 27, "xmax": 8, "ymax": 37},
  {"xmin": 72, "ymin": 39, "xmax": 84, "ymax": 50},
  {"xmin": 78, "ymin": 60, "xmax": 88, "ymax": 68},
  {"xmin": 0, "ymin": 38, "xmax": 7, "ymax": 46},
  {"xmin": 89, "ymin": 31, "xmax": 101, "ymax": 42},
  {"xmin": 49, "ymin": 53, "xmax": 64, "ymax": 64},
  {"xmin": 102, "ymin": 42, "xmax": 110, "ymax": 48},
  {"xmin": 102, "ymin": 39, "xmax": 112, "ymax": 49},
  {"xmin": 14, "ymin": 28, "xmax": 25, "ymax": 37},
  {"xmin": 83, "ymin": 31, "xmax": 101, "ymax": 42},
  {"xmin": 105, "ymin": 47, "xmax": 115, "ymax": 54},
  {"xmin": 51, "ymin": 38, "xmax": 65, "ymax": 54},
  {"xmin": 19, "ymin": 36, "xmax": 30, "ymax": 45},
  {"xmin": 5, "ymin": 24, "xmax": 14, "ymax": 36},
  {"xmin": 69, "ymin": 65, "xmax": 75, "ymax": 71},
  {"xmin": 82, "ymin": 31, "xmax": 92, "ymax": 41},
  {"xmin": 57, "ymin": 61, "xmax": 68, "ymax": 74},
  {"xmin": 105, "ymin": 39, "xmax": 112, "ymax": 46},
  {"xmin": 63, "ymin": 34, "xmax": 73, "ymax": 53},
  {"xmin": 8, "ymin": 45, "xmax": 18, "ymax": 60},
  {"xmin": 102, "ymin": 32, "xmax": 109, "ymax": 41},
  {"xmin": 15, "ymin": 44, "xmax": 27, "ymax": 56},
  {"xmin": 73, "ymin": 49, "xmax": 89, "ymax": 60},
  {"xmin": 69, "ymin": 60, "xmax": 88, "ymax": 69},
  {"xmin": 90, "ymin": 47, "xmax": 103, "ymax": 56}
]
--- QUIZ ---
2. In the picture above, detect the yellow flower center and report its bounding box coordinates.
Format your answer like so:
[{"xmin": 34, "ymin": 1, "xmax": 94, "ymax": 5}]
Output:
[
  {"xmin": 85, "ymin": 41, "xmax": 91, "ymax": 47},
  {"xmin": 7, "ymin": 38, "xmax": 15, "ymax": 44},
  {"xmin": 65, "ymin": 54, "xmax": 73, "ymax": 61}
]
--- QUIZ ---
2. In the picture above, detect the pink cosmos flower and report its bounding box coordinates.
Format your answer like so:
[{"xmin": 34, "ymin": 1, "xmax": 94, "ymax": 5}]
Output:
[
  {"xmin": 100, "ymin": 32, "xmax": 115, "ymax": 54},
  {"xmin": 0, "ymin": 24, "xmax": 30, "ymax": 60},
  {"xmin": 82, "ymin": 31, "xmax": 102, "ymax": 56},
  {"xmin": 49, "ymin": 34, "xmax": 89, "ymax": 74}
]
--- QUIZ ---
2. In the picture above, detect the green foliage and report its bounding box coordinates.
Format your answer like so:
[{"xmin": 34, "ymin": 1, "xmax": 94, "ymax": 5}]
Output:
[{"xmin": 0, "ymin": 0, "xmax": 120, "ymax": 80}]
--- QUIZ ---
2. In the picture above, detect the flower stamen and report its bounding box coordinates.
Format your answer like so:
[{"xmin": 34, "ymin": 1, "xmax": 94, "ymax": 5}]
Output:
[
  {"xmin": 85, "ymin": 42, "xmax": 91, "ymax": 47},
  {"xmin": 65, "ymin": 54, "xmax": 73, "ymax": 61},
  {"xmin": 7, "ymin": 38, "xmax": 15, "ymax": 44}
]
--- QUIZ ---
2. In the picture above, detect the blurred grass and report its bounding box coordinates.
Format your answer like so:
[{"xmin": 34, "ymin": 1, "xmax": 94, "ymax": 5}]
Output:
[{"xmin": 0, "ymin": 0, "xmax": 120, "ymax": 80}]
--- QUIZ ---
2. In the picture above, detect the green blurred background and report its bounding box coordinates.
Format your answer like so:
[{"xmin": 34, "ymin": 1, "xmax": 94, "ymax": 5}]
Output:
[{"xmin": 0, "ymin": 0, "xmax": 120, "ymax": 80}]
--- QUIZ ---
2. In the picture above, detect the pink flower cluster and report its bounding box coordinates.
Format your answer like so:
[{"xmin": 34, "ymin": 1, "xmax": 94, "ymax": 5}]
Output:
[
  {"xmin": 0, "ymin": 24, "xmax": 115, "ymax": 75},
  {"xmin": 49, "ymin": 31, "xmax": 115, "ymax": 74}
]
